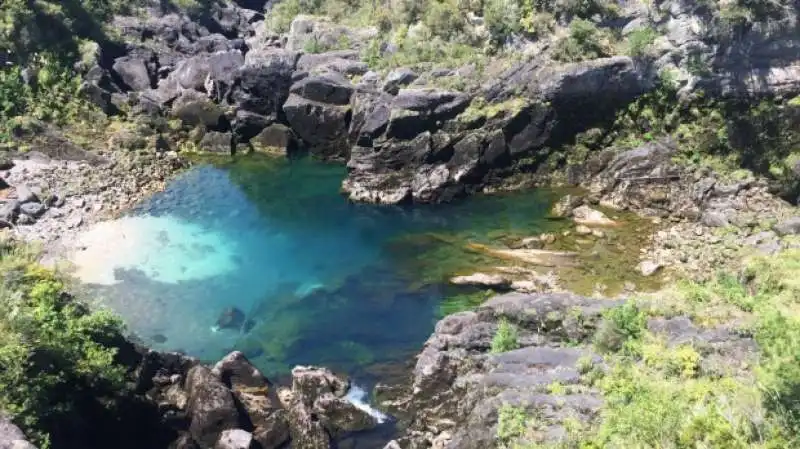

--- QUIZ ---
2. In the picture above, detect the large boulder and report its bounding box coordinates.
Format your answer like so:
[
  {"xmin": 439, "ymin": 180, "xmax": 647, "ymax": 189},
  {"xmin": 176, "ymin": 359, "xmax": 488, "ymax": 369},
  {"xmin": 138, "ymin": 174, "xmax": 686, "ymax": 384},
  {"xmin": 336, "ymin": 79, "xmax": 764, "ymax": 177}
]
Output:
[
  {"xmin": 231, "ymin": 51, "xmax": 298, "ymax": 119},
  {"xmin": 288, "ymin": 366, "xmax": 378, "ymax": 439},
  {"xmin": 212, "ymin": 352, "xmax": 290, "ymax": 449},
  {"xmin": 185, "ymin": 366, "xmax": 241, "ymax": 448},
  {"xmin": 170, "ymin": 50, "xmax": 245, "ymax": 93},
  {"xmin": 396, "ymin": 293, "xmax": 618, "ymax": 449},
  {"xmin": 282, "ymin": 94, "xmax": 351, "ymax": 159},
  {"xmin": 112, "ymin": 54, "xmax": 154, "ymax": 91},
  {"xmin": 172, "ymin": 90, "xmax": 226, "ymax": 128}
]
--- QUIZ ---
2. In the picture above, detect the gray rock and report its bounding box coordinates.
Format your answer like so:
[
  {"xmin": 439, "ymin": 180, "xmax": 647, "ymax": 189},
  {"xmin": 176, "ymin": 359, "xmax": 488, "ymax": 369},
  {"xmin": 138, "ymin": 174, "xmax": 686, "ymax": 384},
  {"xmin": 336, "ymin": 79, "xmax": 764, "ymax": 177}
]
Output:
[
  {"xmin": 0, "ymin": 200, "xmax": 19, "ymax": 224},
  {"xmin": 0, "ymin": 415, "xmax": 27, "ymax": 445},
  {"xmin": 112, "ymin": 55, "xmax": 153, "ymax": 91},
  {"xmin": 289, "ymin": 72, "xmax": 354, "ymax": 105},
  {"xmin": 701, "ymin": 210, "xmax": 730, "ymax": 228},
  {"xmin": 382, "ymin": 68, "xmax": 418, "ymax": 94},
  {"xmin": 199, "ymin": 132, "xmax": 233, "ymax": 154},
  {"xmin": 185, "ymin": 366, "xmax": 240, "ymax": 448},
  {"xmin": 550, "ymin": 194, "xmax": 583, "ymax": 218},
  {"xmin": 232, "ymin": 51, "xmax": 297, "ymax": 118},
  {"xmin": 19, "ymin": 202, "xmax": 45, "ymax": 218},
  {"xmin": 450, "ymin": 273, "xmax": 512, "ymax": 290},
  {"xmin": 16, "ymin": 214, "xmax": 35, "ymax": 225},
  {"xmin": 774, "ymin": 217, "xmax": 800, "ymax": 236},
  {"xmin": 400, "ymin": 292, "xmax": 616, "ymax": 449},
  {"xmin": 638, "ymin": 260, "xmax": 662, "ymax": 277},
  {"xmin": 172, "ymin": 90, "xmax": 225, "ymax": 128},
  {"xmin": 296, "ymin": 51, "xmax": 368, "ymax": 76},
  {"xmin": 251, "ymin": 124, "xmax": 294, "ymax": 154},
  {"xmin": 282, "ymin": 94, "xmax": 350, "ymax": 159},
  {"xmin": 213, "ymin": 352, "xmax": 289, "ymax": 449},
  {"xmin": 572, "ymin": 205, "xmax": 616, "ymax": 226},
  {"xmin": 171, "ymin": 50, "xmax": 244, "ymax": 93},
  {"xmin": 14, "ymin": 185, "xmax": 38, "ymax": 204},
  {"xmin": 214, "ymin": 429, "xmax": 253, "ymax": 449}
]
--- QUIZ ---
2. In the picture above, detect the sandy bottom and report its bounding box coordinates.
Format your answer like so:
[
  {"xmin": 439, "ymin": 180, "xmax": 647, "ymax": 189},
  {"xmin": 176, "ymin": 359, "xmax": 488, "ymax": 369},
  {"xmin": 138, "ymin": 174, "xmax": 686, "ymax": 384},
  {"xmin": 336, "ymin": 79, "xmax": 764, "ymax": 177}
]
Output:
[{"xmin": 67, "ymin": 215, "xmax": 239, "ymax": 285}]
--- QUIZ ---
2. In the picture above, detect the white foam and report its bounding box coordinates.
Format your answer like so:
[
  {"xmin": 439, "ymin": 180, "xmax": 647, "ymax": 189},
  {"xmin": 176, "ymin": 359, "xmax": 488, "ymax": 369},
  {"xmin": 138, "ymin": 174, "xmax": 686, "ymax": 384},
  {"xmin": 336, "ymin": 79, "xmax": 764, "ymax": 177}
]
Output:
[
  {"xmin": 68, "ymin": 215, "xmax": 239, "ymax": 285},
  {"xmin": 344, "ymin": 384, "xmax": 389, "ymax": 424}
]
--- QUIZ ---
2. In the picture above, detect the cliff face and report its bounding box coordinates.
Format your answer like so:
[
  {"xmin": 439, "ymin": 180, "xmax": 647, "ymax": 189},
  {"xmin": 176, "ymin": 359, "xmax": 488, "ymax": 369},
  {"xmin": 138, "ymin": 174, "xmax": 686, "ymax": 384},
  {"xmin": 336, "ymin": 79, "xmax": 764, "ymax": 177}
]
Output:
[{"xmin": 68, "ymin": 0, "xmax": 800, "ymax": 205}]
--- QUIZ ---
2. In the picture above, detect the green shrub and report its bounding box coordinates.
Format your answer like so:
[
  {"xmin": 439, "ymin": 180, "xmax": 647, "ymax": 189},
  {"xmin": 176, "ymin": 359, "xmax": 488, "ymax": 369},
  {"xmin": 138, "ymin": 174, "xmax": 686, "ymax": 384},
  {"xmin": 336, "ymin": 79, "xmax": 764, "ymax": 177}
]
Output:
[
  {"xmin": 424, "ymin": 0, "xmax": 466, "ymax": 40},
  {"xmin": 0, "ymin": 53, "xmax": 98, "ymax": 143},
  {"xmin": 0, "ymin": 239, "xmax": 127, "ymax": 446},
  {"xmin": 497, "ymin": 404, "xmax": 529, "ymax": 446},
  {"xmin": 484, "ymin": 0, "xmax": 522, "ymax": 44},
  {"xmin": 553, "ymin": 19, "xmax": 616, "ymax": 62},
  {"xmin": 625, "ymin": 26, "xmax": 658, "ymax": 57},
  {"xmin": 491, "ymin": 318, "xmax": 520, "ymax": 353},
  {"xmin": 594, "ymin": 302, "xmax": 647, "ymax": 354}
]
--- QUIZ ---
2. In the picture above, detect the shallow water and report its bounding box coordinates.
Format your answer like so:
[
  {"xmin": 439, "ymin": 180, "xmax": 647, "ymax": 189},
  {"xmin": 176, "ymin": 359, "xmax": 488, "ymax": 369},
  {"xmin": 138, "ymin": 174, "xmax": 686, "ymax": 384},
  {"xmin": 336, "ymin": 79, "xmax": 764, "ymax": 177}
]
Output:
[{"xmin": 69, "ymin": 155, "xmax": 563, "ymax": 377}]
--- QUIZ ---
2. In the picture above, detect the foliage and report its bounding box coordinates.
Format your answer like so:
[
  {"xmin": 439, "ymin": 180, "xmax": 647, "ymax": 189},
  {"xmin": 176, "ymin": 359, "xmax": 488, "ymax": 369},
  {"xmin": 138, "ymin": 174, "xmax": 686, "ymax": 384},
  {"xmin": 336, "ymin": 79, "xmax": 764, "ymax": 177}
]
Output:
[
  {"xmin": 439, "ymin": 289, "xmax": 495, "ymax": 316},
  {"xmin": 553, "ymin": 19, "xmax": 617, "ymax": 63},
  {"xmin": 484, "ymin": 0, "xmax": 522, "ymax": 44},
  {"xmin": 0, "ymin": 0, "xmax": 150, "ymax": 64},
  {"xmin": 625, "ymin": 26, "xmax": 658, "ymax": 57},
  {"xmin": 593, "ymin": 302, "xmax": 646, "ymax": 354},
  {"xmin": 497, "ymin": 404, "xmax": 529, "ymax": 446},
  {"xmin": 0, "ymin": 238, "xmax": 127, "ymax": 447},
  {"xmin": 0, "ymin": 53, "xmax": 98, "ymax": 143},
  {"xmin": 491, "ymin": 318, "xmax": 520, "ymax": 353}
]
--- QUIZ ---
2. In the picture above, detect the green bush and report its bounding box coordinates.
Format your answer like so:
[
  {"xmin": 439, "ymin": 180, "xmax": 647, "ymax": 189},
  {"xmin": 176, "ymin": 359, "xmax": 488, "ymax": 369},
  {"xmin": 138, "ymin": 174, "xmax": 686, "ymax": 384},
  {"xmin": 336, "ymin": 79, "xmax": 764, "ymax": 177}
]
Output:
[
  {"xmin": 553, "ymin": 18, "xmax": 616, "ymax": 62},
  {"xmin": 625, "ymin": 26, "xmax": 658, "ymax": 57},
  {"xmin": 593, "ymin": 302, "xmax": 647, "ymax": 354},
  {"xmin": 0, "ymin": 53, "xmax": 97, "ymax": 143},
  {"xmin": 497, "ymin": 404, "xmax": 529, "ymax": 446},
  {"xmin": 424, "ymin": 0, "xmax": 467, "ymax": 40},
  {"xmin": 484, "ymin": 0, "xmax": 522, "ymax": 44},
  {"xmin": 0, "ymin": 239, "xmax": 127, "ymax": 447},
  {"xmin": 491, "ymin": 318, "xmax": 520, "ymax": 353}
]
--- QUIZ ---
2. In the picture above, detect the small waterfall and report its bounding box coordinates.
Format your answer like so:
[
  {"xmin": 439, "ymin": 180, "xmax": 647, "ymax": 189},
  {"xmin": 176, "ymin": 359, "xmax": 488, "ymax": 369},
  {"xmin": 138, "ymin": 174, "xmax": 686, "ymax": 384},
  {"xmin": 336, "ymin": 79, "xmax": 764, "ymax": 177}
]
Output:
[{"xmin": 344, "ymin": 384, "xmax": 389, "ymax": 424}]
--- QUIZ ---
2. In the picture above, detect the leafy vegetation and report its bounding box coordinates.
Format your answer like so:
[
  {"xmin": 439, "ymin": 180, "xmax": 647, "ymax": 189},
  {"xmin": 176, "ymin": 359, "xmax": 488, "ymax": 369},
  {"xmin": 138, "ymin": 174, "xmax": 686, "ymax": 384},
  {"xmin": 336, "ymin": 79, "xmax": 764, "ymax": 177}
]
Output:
[
  {"xmin": 593, "ymin": 301, "xmax": 647, "ymax": 354},
  {"xmin": 491, "ymin": 318, "xmax": 520, "ymax": 353},
  {"xmin": 600, "ymin": 71, "xmax": 800, "ymax": 194},
  {"xmin": 265, "ymin": 0, "xmax": 623, "ymax": 69},
  {"xmin": 625, "ymin": 26, "xmax": 658, "ymax": 57},
  {"xmin": 553, "ymin": 19, "xmax": 617, "ymax": 63},
  {"xmin": 499, "ymin": 250, "xmax": 800, "ymax": 448},
  {"xmin": 0, "ymin": 238, "xmax": 128, "ymax": 447}
]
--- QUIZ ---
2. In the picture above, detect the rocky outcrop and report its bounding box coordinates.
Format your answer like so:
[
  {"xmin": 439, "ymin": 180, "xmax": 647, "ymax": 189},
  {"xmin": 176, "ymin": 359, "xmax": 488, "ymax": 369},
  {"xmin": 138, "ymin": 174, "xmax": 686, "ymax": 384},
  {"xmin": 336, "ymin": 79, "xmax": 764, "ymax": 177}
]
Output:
[
  {"xmin": 383, "ymin": 289, "xmax": 759, "ymax": 449},
  {"xmin": 576, "ymin": 139, "xmax": 787, "ymax": 226},
  {"xmin": 0, "ymin": 415, "xmax": 37, "ymax": 449},
  {"xmin": 135, "ymin": 351, "xmax": 378, "ymax": 449},
  {"xmin": 342, "ymin": 57, "xmax": 652, "ymax": 204},
  {"xmin": 69, "ymin": 0, "xmax": 798, "ymax": 200},
  {"xmin": 384, "ymin": 292, "xmax": 618, "ymax": 449}
]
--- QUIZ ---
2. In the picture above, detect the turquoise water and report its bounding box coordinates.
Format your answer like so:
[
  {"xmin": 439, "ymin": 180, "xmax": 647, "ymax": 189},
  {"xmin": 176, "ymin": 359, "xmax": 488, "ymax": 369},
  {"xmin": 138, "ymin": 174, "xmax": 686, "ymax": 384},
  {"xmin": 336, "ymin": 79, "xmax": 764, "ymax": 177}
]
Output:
[{"xmin": 75, "ymin": 156, "xmax": 559, "ymax": 378}]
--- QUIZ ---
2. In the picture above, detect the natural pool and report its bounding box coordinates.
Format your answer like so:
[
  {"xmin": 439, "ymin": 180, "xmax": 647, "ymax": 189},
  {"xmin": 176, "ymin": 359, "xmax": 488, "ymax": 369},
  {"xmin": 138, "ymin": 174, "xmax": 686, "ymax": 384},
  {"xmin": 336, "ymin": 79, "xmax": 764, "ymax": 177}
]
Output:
[{"xmin": 66, "ymin": 155, "xmax": 566, "ymax": 379}]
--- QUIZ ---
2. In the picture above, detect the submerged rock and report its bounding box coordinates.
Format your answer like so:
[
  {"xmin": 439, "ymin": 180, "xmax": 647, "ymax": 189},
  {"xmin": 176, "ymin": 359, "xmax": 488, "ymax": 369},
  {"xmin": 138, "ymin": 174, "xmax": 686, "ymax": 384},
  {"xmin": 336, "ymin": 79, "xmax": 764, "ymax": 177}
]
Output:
[
  {"xmin": 572, "ymin": 205, "xmax": 617, "ymax": 227},
  {"xmin": 638, "ymin": 260, "xmax": 662, "ymax": 277},
  {"xmin": 450, "ymin": 273, "xmax": 512, "ymax": 291},
  {"xmin": 216, "ymin": 307, "xmax": 247, "ymax": 330}
]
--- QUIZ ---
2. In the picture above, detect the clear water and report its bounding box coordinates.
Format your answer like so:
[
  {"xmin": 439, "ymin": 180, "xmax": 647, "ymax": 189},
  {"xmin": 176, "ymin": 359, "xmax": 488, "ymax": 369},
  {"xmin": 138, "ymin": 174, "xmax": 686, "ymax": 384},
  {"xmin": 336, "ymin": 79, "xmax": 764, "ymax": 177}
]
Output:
[{"xmin": 73, "ymin": 156, "xmax": 560, "ymax": 378}]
